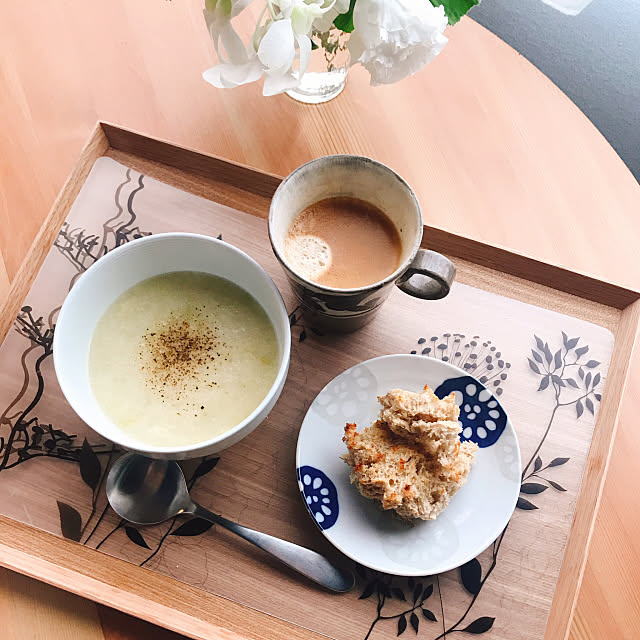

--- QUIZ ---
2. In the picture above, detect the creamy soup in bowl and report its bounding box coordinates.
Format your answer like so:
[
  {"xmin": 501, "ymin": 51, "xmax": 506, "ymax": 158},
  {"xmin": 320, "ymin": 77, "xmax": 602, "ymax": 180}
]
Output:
[{"xmin": 54, "ymin": 233, "xmax": 291, "ymax": 459}]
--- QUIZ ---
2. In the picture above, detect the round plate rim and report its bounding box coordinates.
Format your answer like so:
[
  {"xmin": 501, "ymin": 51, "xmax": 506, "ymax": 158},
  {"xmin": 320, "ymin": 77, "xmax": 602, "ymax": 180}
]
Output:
[{"xmin": 295, "ymin": 353, "xmax": 521, "ymax": 576}]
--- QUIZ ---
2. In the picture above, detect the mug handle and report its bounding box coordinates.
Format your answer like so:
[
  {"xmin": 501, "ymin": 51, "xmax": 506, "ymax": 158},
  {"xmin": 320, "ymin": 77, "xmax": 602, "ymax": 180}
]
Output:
[{"xmin": 396, "ymin": 250, "xmax": 456, "ymax": 300}]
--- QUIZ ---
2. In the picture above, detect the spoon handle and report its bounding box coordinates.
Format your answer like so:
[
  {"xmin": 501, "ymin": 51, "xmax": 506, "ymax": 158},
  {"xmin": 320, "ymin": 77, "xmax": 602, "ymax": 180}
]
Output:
[{"xmin": 191, "ymin": 503, "xmax": 354, "ymax": 592}]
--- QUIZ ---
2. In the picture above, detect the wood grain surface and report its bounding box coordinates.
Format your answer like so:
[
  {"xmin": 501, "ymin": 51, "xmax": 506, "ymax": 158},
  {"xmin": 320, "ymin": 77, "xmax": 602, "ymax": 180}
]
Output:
[{"xmin": 1, "ymin": 1, "xmax": 639, "ymax": 639}]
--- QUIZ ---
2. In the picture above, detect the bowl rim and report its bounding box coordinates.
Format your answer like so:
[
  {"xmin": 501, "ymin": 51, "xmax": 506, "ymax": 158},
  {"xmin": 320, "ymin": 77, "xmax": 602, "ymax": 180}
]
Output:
[{"xmin": 53, "ymin": 231, "xmax": 292, "ymax": 456}]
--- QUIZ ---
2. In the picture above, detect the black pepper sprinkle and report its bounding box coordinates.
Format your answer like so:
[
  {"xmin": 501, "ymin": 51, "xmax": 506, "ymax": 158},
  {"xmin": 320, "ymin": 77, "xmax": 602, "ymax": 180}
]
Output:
[{"xmin": 138, "ymin": 309, "xmax": 229, "ymax": 403}]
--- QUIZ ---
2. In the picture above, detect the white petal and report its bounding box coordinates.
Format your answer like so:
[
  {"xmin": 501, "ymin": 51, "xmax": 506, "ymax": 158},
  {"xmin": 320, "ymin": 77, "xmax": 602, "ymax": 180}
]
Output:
[
  {"xmin": 276, "ymin": 0, "xmax": 295, "ymax": 18},
  {"xmin": 203, "ymin": 8, "xmax": 218, "ymax": 33},
  {"xmin": 291, "ymin": 4, "xmax": 326, "ymax": 35},
  {"xmin": 312, "ymin": 10, "xmax": 336, "ymax": 33},
  {"xmin": 262, "ymin": 69, "xmax": 300, "ymax": 95},
  {"xmin": 350, "ymin": 0, "xmax": 448, "ymax": 85},
  {"xmin": 203, "ymin": 57, "xmax": 263, "ymax": 88},
  {"xmin": 296, "ymin": 34, "xmax": 312, "ymax": 78},
  {"xmin": 347, "ymin": 31, "xmax": 365, "ymax": 65},
  {"xmin": 230, "ymin": 0, "xmax": 254, "ymax": 18},
  {"xmin": 219, "ymin": 21, "xmax": 249, "ymax": 63},
  {"xmin": 202, "ymin": 66, "xmax": 233, "ymax": 88},
  {"xmin": 222, "ymin": 57, "xmax": 264, "ymax": 83},
  {"xmin": 203, "ymin": 8, "xmax": 222, "ymax": 51},
  {"xmin": 258, "ymin": 19, "xmax": 295, "ymax": 70}
]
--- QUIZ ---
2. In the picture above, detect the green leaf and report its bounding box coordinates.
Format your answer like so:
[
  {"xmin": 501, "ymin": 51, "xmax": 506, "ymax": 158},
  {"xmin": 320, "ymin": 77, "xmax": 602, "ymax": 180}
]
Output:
[
  {"xmin": 334, "ymin": 0, "xmax": 356, "ymax": 33},
  {"xmin": 430, "ymin": 0, "xmax": 480, "ymax": 25}
]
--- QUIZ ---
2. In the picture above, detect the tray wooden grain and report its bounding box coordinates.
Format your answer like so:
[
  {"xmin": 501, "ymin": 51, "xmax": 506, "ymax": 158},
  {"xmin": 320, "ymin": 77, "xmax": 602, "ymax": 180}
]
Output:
[{"xmin": 0, "ymin": 122, "xmax": 638, "ymax": 640}]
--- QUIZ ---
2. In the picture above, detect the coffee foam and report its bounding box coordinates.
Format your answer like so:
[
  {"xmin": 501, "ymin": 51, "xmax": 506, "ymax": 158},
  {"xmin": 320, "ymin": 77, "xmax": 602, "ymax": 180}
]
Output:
[{"xmin": 284, "ymin": 234, "xmax": 332, "ymax": 281}]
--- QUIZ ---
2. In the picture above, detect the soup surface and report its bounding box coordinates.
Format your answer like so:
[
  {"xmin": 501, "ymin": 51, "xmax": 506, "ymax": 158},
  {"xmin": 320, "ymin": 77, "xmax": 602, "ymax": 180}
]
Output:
[{"xmin": 89, "ymin": 271, "xmax": 279, "ymax": 447}]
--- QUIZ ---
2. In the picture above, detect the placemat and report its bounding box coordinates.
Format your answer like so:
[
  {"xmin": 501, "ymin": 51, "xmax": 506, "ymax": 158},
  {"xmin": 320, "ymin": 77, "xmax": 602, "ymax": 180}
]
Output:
[{"xmin": 0, "ymin": 158, "xmax": 614, "ymax": 639}]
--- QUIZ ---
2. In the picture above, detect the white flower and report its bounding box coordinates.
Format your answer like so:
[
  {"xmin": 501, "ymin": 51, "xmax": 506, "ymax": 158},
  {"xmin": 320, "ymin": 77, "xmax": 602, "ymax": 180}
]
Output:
[
  {"xmin": 203, "ymin": 0, "xmax": 342, "ymax": 96},
  {"xmin": 312, "ymin": 0, "xmax": 350, "ymax": 33},
  {"xmin": 202, "ymin": 0, "xmax": 263, "ymax": 89},
  {"xmin": 348, "ymin": 0, "xmax": 448, "ymax": 86},
  {"xmin": 258, "ymin": 18, "xmax": 312, "ymax": 95}
]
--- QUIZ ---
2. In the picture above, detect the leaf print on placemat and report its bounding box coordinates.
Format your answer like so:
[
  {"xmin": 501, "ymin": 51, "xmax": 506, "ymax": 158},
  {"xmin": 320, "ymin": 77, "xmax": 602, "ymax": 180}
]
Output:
[
  {"xmin": 519, "ymin": 331, "xmax": 602, "ymax": 510},
  {"xmin": 57, "ymin": 501, "xmax": 82, "ymax": 542},
  {"xmin": 460, "ymin": 558, "xmax": 482, "ymax": 595},
  {"xmin": 463, "ymin": 616, "xmax": 495, "ymax": 634},
  {"xmin": 125, "ymin": 526, "xmax": 151, "ymax": 549},
  {"xmin": 171, "ymin": 518, "xmax": 215, "ymax": 537},
  {"xmin": 79, "ymin": 438, "xmax": 101, "ymax": 490},
  {"xmin": 355, "ymin": 330, "xmax": 604, "ymax": 639},
  {"xmin": 192, "ymin": 456, "xmax": 219, "ymax": 480},
  {"xmin": 356, "ymin": 570, "xmax": 438, "ymax": 639}
]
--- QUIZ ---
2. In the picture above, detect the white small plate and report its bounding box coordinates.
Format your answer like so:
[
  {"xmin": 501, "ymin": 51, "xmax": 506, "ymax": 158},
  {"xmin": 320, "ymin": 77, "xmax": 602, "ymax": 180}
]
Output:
[{"xmin": 295, "ymin": 354, "xmax": 521, "ymax": 576}]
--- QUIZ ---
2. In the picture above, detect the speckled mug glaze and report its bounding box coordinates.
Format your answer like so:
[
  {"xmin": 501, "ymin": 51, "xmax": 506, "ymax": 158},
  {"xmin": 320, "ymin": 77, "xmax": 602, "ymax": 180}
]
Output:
[{"xmin": 269, "ymin": 155, "xmax": 456, "ymax": 333}]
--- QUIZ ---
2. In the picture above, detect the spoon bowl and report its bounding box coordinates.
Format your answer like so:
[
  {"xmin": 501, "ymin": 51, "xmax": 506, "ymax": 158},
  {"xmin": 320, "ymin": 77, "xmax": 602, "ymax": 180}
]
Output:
[
  {"xmin": 107, "ymin": 453, "xmax": 354, "ymax": 593},
  {"xmin": 107, "ymin": 454, "xmax": 192, "ymax": 525}
]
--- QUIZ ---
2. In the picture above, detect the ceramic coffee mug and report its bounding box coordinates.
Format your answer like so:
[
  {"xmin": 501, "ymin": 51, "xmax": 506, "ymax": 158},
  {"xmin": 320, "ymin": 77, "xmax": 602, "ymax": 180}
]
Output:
[{"xmin": 268, "ymin": 155, "xmax": 456, "ymax": 332}]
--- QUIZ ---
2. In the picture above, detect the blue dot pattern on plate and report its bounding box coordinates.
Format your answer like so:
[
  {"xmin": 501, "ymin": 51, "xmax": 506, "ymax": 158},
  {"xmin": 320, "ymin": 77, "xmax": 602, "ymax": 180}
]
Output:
[
  {"xmin": 435, "ymin": 375, "xmax": 507, "ymax": 448},
  {"xmin": 296, "ymin": 466, "xmax": 339, "ymax": 530}
]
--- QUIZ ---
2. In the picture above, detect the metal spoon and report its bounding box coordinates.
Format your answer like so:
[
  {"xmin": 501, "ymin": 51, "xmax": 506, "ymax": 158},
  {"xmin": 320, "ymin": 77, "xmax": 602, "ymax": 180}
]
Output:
[{"xmin": 106, "ymin": 452, "xmax": 354, "ymax": 592}]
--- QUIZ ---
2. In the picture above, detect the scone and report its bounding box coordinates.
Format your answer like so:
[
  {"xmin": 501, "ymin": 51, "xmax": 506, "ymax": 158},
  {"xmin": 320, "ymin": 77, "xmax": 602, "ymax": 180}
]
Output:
[
  {"xmin": 342, "ymin": 386, "xmax": 478, "ymax": 521},
  {"xmin": 378, "ymin": 386, "xmax": 461, "ymax": 464}
]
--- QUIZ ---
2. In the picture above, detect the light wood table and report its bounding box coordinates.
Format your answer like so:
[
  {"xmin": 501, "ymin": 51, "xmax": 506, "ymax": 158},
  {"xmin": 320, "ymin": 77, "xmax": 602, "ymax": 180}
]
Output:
[{"xmin": 1, "ymin": 2, "xmax": 639, "ymax": 639}]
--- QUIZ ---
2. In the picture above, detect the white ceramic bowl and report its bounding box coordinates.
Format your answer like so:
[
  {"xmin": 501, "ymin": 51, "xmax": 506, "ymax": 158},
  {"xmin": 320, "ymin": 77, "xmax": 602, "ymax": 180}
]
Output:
[{"xmin": 54, "ymin": 233, "xmax": 291, "ymax": 459}]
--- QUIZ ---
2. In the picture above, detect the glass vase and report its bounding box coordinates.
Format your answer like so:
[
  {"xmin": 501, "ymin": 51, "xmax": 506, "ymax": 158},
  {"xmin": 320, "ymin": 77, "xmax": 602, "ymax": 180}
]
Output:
[{"xmin": 286, "ymin": 28, "xmax": 350, "ymax": 104}]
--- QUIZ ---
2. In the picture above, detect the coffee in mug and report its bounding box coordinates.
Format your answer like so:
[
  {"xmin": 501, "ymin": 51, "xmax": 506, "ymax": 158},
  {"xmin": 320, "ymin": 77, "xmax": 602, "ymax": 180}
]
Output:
[{"xmin": 284, "ymin": 196, "xmax": 402, "ymax": 289}]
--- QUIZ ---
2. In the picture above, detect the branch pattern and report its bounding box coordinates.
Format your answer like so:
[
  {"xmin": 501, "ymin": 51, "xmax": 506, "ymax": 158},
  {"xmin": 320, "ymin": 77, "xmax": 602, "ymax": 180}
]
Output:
[
  {"xmin": 0, "ymin": 162, "xmax": 609, "ymax": 640},
  {"xmin": 357, "ymin": 331, "xmax": 601, "ymax": 638}
]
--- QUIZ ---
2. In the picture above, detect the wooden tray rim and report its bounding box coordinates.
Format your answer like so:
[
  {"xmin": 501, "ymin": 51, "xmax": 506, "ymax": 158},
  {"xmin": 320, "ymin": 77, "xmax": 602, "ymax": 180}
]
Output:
[{"xmin": 0, "ymin": 121, "xmax": 638, "ymax": 640}]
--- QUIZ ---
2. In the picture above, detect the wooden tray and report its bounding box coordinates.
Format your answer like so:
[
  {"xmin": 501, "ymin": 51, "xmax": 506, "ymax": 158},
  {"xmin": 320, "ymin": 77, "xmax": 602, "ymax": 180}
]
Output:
[{"xmin": 0, "ymin": 122, "xmax": 638, "ymax": 640}]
